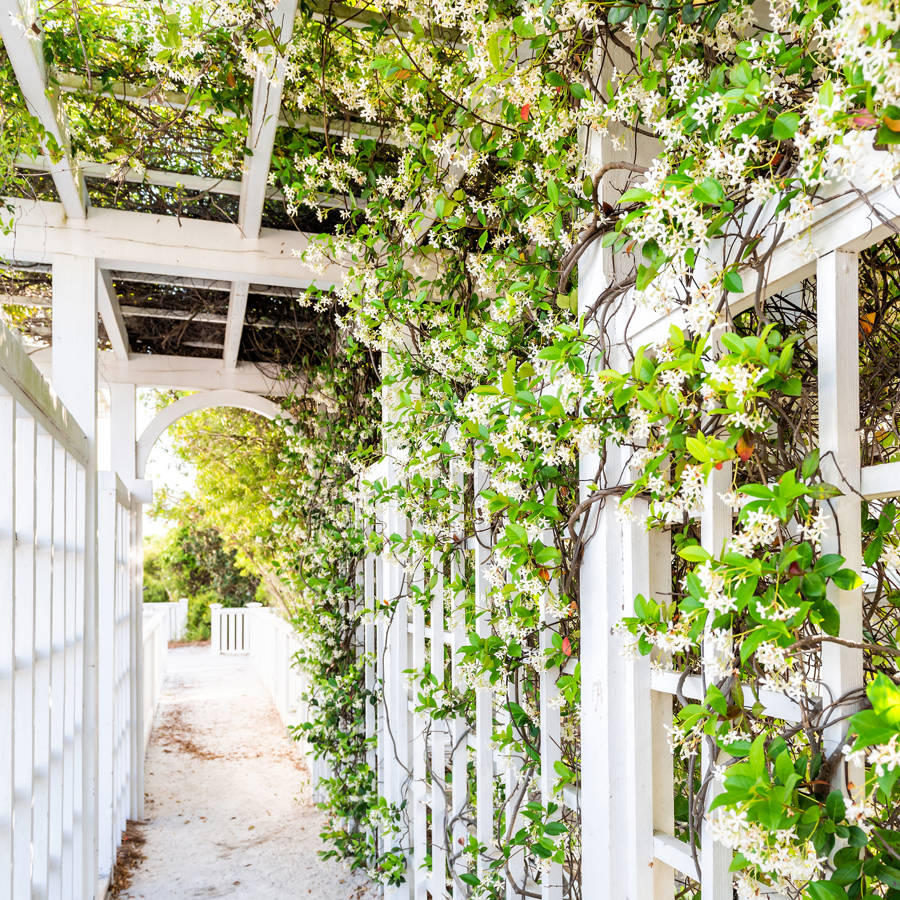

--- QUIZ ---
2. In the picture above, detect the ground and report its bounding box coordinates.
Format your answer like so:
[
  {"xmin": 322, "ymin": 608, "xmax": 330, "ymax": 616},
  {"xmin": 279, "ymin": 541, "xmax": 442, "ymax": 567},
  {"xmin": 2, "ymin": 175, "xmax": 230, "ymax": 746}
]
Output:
[{"xmin": 121, "ymin": 645, "xmax": 375, "ymax": 900}]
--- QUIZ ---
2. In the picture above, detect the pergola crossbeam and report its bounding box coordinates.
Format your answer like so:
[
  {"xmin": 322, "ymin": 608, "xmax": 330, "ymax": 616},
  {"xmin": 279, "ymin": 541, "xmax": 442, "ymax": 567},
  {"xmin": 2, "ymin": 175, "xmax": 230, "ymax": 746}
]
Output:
[
  {"xmin": 0, "ymin": 198, "xmax": 345, "ymax": 289},
  {"xmin": 30, "ymin": 348, "xmax": 295, "ymax": 395},
  {"xmin": 0, "ymin": 2, "xmax": 87, "ymax": 218}
]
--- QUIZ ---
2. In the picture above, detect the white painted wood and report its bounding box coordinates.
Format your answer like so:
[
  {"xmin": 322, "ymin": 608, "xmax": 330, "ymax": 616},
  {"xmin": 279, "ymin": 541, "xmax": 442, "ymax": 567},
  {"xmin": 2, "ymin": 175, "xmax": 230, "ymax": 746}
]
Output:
[
  {"xmin": 429, "ymin": 546, "xmax": 448, "ymax": 899},
  {"xmin": 538, "ymin": 548, "xmax": 562, "ymax": 900},
  {"xmin": 448, "ymin": 458, "xmax": 469, "ymax": 900},
  {"xmin": 224, "ymin": 282, "xmax": 250, "ymax": 370},
  {"xmin": 650, "ymin": 669, "xmax": 808, "ymax": 723},
  {"xmin": 0, "ymin": 0, "xmax": 87, "ymax": 218},
  {"xmin": 653, "ymin": 832, "xmax": 694, "ymax": 874},
  {"xmin": 817, "ymin": 251, "xmax": 865, "ymax": 796},
  {"xmin": 0, "ymin": 394, "xmax": 14, "ymax": 899},
  {"xmin": 98, "ymin": 270, "xmax": 131, "ymax": 361},
  {"xmin": 383, "ymin": 456, "xmax": 412, "ymax": 900},
  {"xmin": 34, "ymin": 348, "xmax": 298, "ymax": 397},
  {"xmin": 0, "ymin": 321, "xmax": 88, "ymax": 463},
  {"xmin": 472, "ymin": 463, "xmax": 493, "ymax": 881},
  {"xmin": 647, "ymin": 530, "xmax": 675, "ymax": 900},
  {"xmin": 239, "ymin": 0, "xmax": 298, "ymax": 238},
  {"xmin": 700, "ymin": 463, "xmax": 733, "ymax": 897},
  {"xmin": 32, "ymin": 429, "xmax": 54, "ymax": 895},
  {"xmin": 48, "ymin": 439, "xmax": 67, "ymax": 900},
  {"xmin": 12, "ymin": 410, "xmax": 36, "ymax": 897},
  {"xmin": 861, "ymin": 462, "xmax": 900, "ymax": 499},
  {"xmin": 0, "ymin": 197, "xmax": 345, "ymax": 289},
  {"xmin": 136, "ymin": 388, "xmax": 285, "ymax": 477},
  {"xmin": 412, "ymin": 580, "xmax": 428, "ymax": 893},
  {"xmin": 51, "ymin": 253, "xmax": 99, "ymax": 900}
]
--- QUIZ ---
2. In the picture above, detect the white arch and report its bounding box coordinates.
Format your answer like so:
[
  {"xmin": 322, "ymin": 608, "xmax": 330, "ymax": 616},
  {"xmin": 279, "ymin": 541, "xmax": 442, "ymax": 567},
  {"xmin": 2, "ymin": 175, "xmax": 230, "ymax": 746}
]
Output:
[{"xmin": 137, "ymin": 389, "xmax": 287, "ymax": 478}]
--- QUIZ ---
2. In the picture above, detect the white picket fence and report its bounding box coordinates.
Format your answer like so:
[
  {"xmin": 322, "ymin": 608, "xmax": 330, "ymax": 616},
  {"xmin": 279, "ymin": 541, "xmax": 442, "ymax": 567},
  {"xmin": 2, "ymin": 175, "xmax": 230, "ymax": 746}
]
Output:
[
  {"xmin": 0, "ymin": 321, "xmax": 176, "ymax": 899},
  {"xmin": 0, "ymin": 323, "xmax": 94, "ymax": 900},
  {"xmin": 209, "ymin": 603, "xmax": 309, "ymax": 725}
]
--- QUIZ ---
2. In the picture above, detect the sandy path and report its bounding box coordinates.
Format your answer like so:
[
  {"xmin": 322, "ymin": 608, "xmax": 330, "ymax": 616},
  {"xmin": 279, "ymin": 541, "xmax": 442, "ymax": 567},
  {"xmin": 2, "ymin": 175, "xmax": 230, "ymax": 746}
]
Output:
[{"xmin": 122, "ymin": 645, "xmax": 375, "ymax": 900}]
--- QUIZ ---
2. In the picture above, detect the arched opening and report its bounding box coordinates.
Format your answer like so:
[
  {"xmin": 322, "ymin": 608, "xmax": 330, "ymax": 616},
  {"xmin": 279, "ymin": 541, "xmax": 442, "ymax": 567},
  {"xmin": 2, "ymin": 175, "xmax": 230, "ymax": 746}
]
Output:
[{"xmin": 136, "ymin": 389, "xmax": 287, "ymax": 479}]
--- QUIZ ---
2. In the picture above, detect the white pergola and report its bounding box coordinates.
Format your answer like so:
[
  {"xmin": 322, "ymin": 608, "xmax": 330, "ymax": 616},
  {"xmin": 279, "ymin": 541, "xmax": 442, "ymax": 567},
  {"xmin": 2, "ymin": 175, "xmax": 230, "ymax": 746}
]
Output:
[{"xmin": 0, "ymin": 0, "xmax": 352, "ymax": 396}]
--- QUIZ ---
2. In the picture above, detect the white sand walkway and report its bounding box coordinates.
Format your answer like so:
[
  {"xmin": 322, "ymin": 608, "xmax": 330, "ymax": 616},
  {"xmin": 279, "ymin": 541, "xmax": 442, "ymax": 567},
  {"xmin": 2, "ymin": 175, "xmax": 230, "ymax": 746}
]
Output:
[{"xmin": 122, "ymin": 645, "xmax": 374, "ymax": 900}]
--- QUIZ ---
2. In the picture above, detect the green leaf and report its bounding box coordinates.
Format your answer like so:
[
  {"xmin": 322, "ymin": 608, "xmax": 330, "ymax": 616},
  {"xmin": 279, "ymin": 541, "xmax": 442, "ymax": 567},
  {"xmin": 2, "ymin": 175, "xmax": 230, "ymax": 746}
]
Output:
[
  {"xmin": 773, "ymin": 111, "xmax": 800, "ymax": 140},
  {"xmin": 806, "ymin": 880, "xmax": 849, "ymax": 900},
  {"xmin": 692, "ymin": 177, "xmax": 725, "ymax": 204},
  {"xmin": 724, "ymin": 271, "xmax": 744, "ymax": 293},
  {"xmin": 678, "ymin": 544, "xmax": 711, "ymax": 563},
  {"xmin": 620, "ymin": 187, "xmax": 653, "ymax": 203},
  {"xmin": 547, "ymin": 178, "xmax": 559, "ymax": 205}
]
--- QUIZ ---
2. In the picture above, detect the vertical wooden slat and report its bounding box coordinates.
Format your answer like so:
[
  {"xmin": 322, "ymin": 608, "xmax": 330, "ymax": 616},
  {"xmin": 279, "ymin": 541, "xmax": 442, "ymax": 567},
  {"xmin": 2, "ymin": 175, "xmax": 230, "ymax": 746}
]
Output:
[
  {"xmin": 411, "ymin": 578, "xmax": 428, "ymax": 893},
  {"xmin": 383, "ymin": 457, "xmax": 411, "ymax": 900},
  {"xmin": 62, "ymin": 453, "xmax": 78, "ymax": 899},
  {"xmin": 71, "ymin": 461, "xmax": 87, "ymax": 895},
  {"xmin": 13, "ymin": 411, "xmax": 36, "ymax": 897},
  {"xmin": 700, "ymin": 463, "xmax": 733, "ymax": 896},
  {"xmin": 32, "ymin": 428, "xmax": 55, "ymax": 894},
  {"xmin": 449, "ymin": 459, "xmax": 468, "ymax": 900},
  {"xmin": 472, "ymin": 463, "xmax": 493, "ymax": 881},
  {"xmin": 817, "ymin": 250, "xmax": 864, "ymax": 795},
  {"xmin": 130, "ymin": 497, "xmax": 145, "ymax": 820},
  {"xmin": 0, "ymin": 394, "xmax": 15, "ymax": 899},
  {"xmin": 539, "ymin": 549, "xmax": 562, "ymax": 900},
  {"xmin": 97, "ymin": 473, "xmax": 116, "ymax": 879},
  {"xmin": 430, "ymin": 546, "xmax": 447, "ymax": 899},
  {"xmin": 49, "ymin": 440, "xmax": 67, "ymax": 900},
  {"xmin": 649, "ymin": 531, "xmax": 675, "ymax": 900},
  {"xmin": 364, "ymin": 540, "xmax": 376, "ymax": 776}
]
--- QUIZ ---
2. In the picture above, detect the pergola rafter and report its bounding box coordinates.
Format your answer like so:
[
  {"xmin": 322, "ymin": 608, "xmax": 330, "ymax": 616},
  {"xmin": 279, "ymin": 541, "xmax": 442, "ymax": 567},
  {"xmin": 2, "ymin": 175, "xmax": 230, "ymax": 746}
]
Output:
[
  {"xmin": 228, "ymin": 0, "xmax": 299, "ymax": 370},
  {"xmin": 0, "ymin": 0, "xmax": 87, "ymax": 219}
]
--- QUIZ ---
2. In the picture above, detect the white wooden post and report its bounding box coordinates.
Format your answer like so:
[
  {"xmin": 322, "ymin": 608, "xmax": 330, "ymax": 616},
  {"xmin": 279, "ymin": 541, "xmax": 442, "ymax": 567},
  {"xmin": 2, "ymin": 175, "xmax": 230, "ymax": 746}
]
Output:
[
  {"xmin": 0, "ymin": 393, "xmax": 13, "ymax": 899},
  {"xmin": 210, "ymin": 603, "xmax": 223, "ymax": 654},
  {"xmin": 52, "ymin": 253, "xmax": 99, "ymax": 898},
  {"xmin": 817, "ymin": 251, "xmax": 864, "ymax": 793}
]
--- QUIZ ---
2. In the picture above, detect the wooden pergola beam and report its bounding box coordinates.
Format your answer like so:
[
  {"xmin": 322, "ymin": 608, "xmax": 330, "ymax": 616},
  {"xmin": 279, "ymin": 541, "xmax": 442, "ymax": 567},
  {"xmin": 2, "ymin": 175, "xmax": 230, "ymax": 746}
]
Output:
[
  {"xmin": 30, "ymin": 347, "xmax": 297, "ymax": 395},
  {"xmin": 0, "ymin": 1, "xmax": 87, "ymax": 218},
  {"xmin": 229, "ymin": 0, "xmax": 298, "ymax": 369},
  {"xmin": 0, "ymin": 198, "xmax": 345, "ymax": 289},
  {"xmin": 97, "ymin": 270, "xmax": 130, "ymax": 360},
  {"xmin": 223, "ymin": 282, "xmax": 249, "ymax": 369}
]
